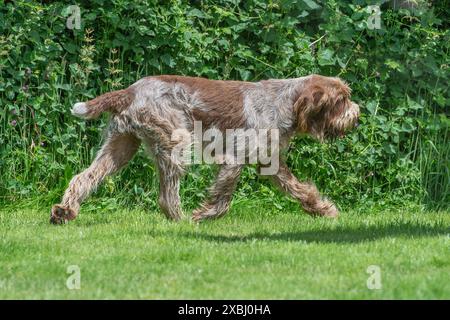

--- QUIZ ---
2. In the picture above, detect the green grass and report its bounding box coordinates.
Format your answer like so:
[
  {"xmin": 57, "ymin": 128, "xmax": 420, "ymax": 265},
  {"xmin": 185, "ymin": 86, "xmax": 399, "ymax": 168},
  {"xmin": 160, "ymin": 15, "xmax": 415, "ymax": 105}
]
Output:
[{"xmin": 0, "ymin": 203, "xmax": 449, "ymax": 299}]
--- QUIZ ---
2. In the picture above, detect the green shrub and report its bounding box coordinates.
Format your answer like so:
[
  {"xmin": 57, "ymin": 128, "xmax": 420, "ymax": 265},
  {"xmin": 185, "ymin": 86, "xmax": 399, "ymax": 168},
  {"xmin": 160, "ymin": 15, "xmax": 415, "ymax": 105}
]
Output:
[{"xmin": 0, "ymin": 0, "xmax": 448, "ymax": 210}]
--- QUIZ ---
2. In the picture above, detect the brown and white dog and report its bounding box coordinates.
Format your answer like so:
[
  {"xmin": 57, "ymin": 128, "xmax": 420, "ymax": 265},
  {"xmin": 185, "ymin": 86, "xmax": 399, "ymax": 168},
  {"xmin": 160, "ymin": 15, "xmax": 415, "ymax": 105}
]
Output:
[{"xmin": 50, "ymin": 74, "xmax": 360, "ymax": 224}]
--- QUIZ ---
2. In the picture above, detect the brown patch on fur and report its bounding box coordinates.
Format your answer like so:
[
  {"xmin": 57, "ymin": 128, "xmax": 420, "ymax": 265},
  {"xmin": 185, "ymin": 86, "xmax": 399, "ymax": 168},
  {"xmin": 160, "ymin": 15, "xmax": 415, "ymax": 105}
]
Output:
[
  {"xmin": 156, "ymin": 75, "xmax": 247, "ymax": 131},
  {"xmin": 85, "ymin": 88, "xmax": 135, "ymax": 118},
  {"xmin": 294, "ymin": 75, "xmax": 352, "ymax": 140}
]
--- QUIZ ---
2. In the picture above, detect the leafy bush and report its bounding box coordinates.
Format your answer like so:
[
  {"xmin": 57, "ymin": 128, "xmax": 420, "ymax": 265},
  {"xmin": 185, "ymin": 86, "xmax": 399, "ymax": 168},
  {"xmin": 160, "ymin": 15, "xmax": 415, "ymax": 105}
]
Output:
[{"xmin": 0, "ymin": 0, "xmax": 448, "ymax": 211}]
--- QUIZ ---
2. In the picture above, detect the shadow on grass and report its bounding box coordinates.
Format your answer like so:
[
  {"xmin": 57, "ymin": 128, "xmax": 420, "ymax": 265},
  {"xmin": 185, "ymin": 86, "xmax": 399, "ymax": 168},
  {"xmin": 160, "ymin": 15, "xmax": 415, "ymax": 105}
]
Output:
[{"xmin": 174, "ymin": 221, "xmax": 449, "ymax": 244}]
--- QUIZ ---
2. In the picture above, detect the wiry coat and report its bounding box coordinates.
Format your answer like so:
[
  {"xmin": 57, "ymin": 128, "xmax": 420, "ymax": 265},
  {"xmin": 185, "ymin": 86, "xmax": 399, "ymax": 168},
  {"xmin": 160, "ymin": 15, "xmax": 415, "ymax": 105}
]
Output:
[{"xmin": 51, "ymin": 74, "xmax": 360, "ymax": 224}]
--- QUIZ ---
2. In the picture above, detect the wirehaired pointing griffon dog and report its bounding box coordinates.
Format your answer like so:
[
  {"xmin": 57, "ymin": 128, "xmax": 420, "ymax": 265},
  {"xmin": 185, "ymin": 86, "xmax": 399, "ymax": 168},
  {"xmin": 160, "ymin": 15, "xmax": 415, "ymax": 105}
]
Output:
[{"xmin": 50, "ymin": 74, "xmax": 360, "ymax": 224}]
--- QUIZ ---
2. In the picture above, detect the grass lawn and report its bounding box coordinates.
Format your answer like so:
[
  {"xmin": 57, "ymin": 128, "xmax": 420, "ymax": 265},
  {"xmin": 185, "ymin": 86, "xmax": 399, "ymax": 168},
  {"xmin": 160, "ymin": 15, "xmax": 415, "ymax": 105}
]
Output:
[{"xmin": 0, "ymin": 203, "xmax": 449, "ymax": 299}]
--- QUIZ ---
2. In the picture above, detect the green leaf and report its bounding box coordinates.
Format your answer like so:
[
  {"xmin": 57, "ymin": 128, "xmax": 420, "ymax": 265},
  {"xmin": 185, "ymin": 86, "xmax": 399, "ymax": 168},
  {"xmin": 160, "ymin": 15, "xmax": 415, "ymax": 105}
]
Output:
[
  {"xmin": 365, "ymin": 100, "xmax": 378, "ymax": 115},
  {"xmin": 187, "ymin": 8, "xmax": 208, "ymax": 19},
  {"xmin": 303, "ymin": 0, "xmax": 321, "ymax": 9},
  {"xmin": 384, "ymin": 59, "xmax": 402, "ymax": 71},
  {"xmin": 160, "ymin": 54, "xmax": 176, "ymax": 68},
  {"xmin": 317, "ymin": 48, "xmax": 335, "ymax": 66},
  {"xmin": 54, "ymin": 84, "xmax": 71, "ymax": 91}
]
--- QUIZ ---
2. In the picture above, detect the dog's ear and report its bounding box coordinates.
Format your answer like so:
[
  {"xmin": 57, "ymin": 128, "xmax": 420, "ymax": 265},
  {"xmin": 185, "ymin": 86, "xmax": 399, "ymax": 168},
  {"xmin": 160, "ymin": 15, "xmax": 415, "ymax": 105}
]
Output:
[
  {"xmin": 294, "ymin": 78, "xmax": 329, "ymax": 135},
  {"xmin": 294, "ymin": 75, "xmax": 351, "ymax": 139}
]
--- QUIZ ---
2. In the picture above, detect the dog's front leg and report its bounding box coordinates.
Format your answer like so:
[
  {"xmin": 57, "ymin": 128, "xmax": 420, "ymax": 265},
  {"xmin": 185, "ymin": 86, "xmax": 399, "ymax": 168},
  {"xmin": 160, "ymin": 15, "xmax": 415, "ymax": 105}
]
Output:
[
  {"xmin": 268, "ymin": 162, "xmax": 338, "ymax": 218},
  {"xmin": 192, "ymin": 164, "xmax": 243, "ymax": 222},
  {"xmin": 156, "ymin": 157, "xmax": 183, "ymax": 221}
]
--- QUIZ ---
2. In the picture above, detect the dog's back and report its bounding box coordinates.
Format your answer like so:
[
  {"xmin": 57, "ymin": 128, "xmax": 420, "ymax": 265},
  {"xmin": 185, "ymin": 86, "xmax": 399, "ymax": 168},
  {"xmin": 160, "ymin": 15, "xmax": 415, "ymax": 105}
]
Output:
[{"xmin": 71, "ymin": 75, "xmax": 300, "ymax": 135}]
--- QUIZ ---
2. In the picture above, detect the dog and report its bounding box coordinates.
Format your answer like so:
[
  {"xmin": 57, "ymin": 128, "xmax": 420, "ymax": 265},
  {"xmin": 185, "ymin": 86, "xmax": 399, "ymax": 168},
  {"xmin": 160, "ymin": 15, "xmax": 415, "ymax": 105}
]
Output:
[{"xmin": 50, "ymin": 74, "xmax": 360, "ymax": 224}]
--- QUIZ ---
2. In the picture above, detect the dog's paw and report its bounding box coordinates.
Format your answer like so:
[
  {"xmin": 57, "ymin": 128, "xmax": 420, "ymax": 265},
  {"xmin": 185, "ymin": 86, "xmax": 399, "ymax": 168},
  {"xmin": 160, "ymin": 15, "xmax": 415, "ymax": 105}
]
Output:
[
  {"xmin": 307, "ymin": 199, "xmax": 339, "ymax": 218},
  {"xmin": 320, "ymin": 200, "xmax": 339, "ymax": 218},
  {"xmin": 192, "ymin": 210, "xmax": 206, "ymax": 223},
  {"xmin": 50, "ymin": 205, "xmax": 77, "ymax": 225},
  {"xmin": 191, "ymin": 206, "xmax": 215, "ymax": 222},
  {"xmin": 192, "ymin": 205, "xmax": 225, "ymax": 222}
]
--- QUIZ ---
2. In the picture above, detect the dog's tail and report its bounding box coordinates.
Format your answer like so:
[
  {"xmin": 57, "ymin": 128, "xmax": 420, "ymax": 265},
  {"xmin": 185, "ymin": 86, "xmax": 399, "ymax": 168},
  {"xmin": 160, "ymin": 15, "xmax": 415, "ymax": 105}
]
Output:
[{"xmin": 71, "ymin": 88, "xmax": 134, "ymax": 119}]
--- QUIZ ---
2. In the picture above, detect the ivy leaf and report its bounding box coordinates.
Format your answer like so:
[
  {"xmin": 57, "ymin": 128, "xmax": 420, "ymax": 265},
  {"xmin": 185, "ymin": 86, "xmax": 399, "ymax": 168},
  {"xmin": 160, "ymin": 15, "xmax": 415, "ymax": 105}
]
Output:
[
  {"xmin": 383, "ymin": 143, "xmax": 396, "ymax": 155},
  {"xmin": 188, "ymin": 8, "xmax": 208, "ymax": 19},
  {"xmin": 54, "ymin": 84, "xmax": 71, "ymax": 91},
  {"xmin": 303, "ymin": 0, "xmax": 321, "ymax": 9},
  {"xmin": 317, "ymin": 48, "xmax": 335, "ymax": 66},
  {"xmin": 239, "ymin": 69, "xmax": 252, "ymax": 81},
  {"xmin": 365, "ymin": 100, "xmax": 378, "ymax": 115},
  {"xmin": 298, "ymin": 10, "xmax": 309, "ymax": 18},
  {"xmin": 384, "ymin": 59, "xmax": 402, "ymax": 71},
  {"xmin": 406, "ymin": 96, "xmax": 424, "ymax": 110},
  {"xmin": 62, "ymin": 42, "xmax": 78, "ymax": 54},
  {"xmin": 160, "ymin": 54, "xmax": 176, "ymax": 68}
]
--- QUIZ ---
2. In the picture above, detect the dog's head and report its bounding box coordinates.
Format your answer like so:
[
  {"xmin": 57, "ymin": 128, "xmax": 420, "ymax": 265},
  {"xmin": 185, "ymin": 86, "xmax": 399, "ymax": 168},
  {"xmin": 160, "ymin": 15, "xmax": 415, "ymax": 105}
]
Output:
[{"xmin": 294, "ymin": 75, "xmax": 360, "ymax": 141}]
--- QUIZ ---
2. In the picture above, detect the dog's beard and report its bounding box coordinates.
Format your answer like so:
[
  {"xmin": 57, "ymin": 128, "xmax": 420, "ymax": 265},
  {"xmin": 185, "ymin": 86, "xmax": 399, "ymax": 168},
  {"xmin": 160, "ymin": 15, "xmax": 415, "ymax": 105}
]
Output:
[
  {"xmin": 323, "ymin": 102, "xmax": 360, "ymax": 141},
  {"xmin": 323, "ymin": 116, "xmax": 359, "ymax": 141},
  {"xmin": 314, "ymin": 112, "xmax": 358, "ymax": 142},
  {"xmin": 324, "ymin": 127, "xmax": 344, "ymax": 141}
]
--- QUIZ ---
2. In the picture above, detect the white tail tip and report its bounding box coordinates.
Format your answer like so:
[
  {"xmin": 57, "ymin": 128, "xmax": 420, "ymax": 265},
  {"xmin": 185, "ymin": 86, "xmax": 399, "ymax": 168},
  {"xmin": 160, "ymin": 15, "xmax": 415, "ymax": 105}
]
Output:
[{"xmin": 71, "ymin": 102, "xmax": 89, "ymax": 118}]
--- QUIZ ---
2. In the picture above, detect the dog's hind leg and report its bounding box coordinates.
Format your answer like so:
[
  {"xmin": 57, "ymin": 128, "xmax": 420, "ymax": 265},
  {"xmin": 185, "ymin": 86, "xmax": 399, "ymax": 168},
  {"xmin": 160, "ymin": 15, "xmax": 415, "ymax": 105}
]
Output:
[
  {"xmin": 50, "ymin": 132, "xmax": 140, "ymax": 224},
  {"xmin": 192, "ymin": 164, "xmax": 243, "ymax": 222},
  {"xmin": 268, "ymin": 161, "xmax": 338, "ymax": 218},
  {"xmin": 156, "ymin": 156, "xmax": 184, "ymax": 221}
]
